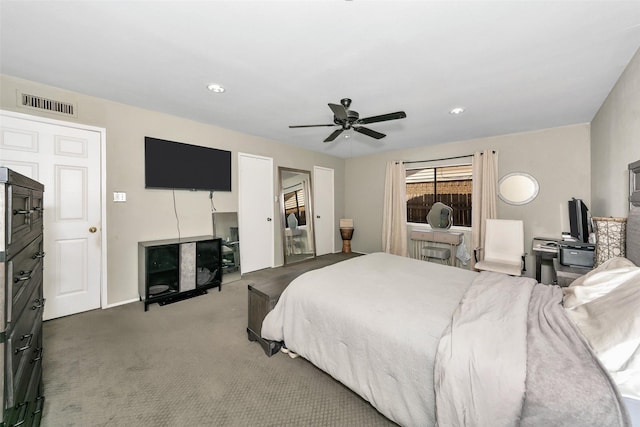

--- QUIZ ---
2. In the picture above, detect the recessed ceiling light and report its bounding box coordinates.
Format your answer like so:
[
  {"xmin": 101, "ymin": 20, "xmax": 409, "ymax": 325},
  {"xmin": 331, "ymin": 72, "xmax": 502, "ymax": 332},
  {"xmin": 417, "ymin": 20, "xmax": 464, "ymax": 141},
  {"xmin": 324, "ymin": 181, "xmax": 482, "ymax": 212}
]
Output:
[
  {"xmin": 450, "ymin": 107, "xmax": 465, "ymax": 115},
  {"xmin": 344, "ymin": 134, "xmax": 351, "ymax": 139},
  {"xmin": 207, "ymin": 83, "xmax": 225, "ymax": 93}
]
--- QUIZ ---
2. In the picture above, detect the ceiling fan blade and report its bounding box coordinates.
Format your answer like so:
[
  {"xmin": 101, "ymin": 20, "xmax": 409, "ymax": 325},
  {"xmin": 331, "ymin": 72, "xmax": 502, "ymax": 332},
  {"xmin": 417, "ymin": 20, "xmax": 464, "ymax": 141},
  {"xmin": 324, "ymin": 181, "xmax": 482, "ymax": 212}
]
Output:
[
  {"xmin": 289, "ymin": 124, "xmax": 336, "ymax": 128},
  {"xmin": 354, "ymin": 126, "xmax": 386, "ymax": 139},
  {"xmin": 358, "ymin": 111, "xmax": 407, "ymax": 125},
  {"xmin": 324, "ymin": 129, "xmax": 344, "ymax": 142},
  {"xmin": 328, "ymin": 103, "xmax": 348, "ymax": 121}
]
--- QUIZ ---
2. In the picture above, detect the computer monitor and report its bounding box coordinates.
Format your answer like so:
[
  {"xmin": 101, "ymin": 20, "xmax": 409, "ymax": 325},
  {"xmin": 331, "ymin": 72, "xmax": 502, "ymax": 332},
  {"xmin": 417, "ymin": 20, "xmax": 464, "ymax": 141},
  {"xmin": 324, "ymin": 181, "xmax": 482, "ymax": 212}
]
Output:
[{"xmin": 568, "ymin": 198, "xmax": 591, "ymax": 243}]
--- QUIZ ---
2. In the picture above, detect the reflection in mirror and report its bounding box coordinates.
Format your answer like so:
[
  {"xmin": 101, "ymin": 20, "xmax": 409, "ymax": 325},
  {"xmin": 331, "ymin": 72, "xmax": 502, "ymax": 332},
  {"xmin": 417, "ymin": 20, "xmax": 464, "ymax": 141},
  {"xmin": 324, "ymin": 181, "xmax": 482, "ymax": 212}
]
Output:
[
  {"xmin": 498, "ymin": 172, "xmax": 539, "ymax": 205},
  {"xmin": 280, "ymin": 167, "xmax": 316, "ymax": 265},
  {"xmin": 426, "ymin": 202, "xmax": 453, "ymax": 230},
  {"xmin": 213, "ymin": 212, "xmax": 241, "ymax": 283}
]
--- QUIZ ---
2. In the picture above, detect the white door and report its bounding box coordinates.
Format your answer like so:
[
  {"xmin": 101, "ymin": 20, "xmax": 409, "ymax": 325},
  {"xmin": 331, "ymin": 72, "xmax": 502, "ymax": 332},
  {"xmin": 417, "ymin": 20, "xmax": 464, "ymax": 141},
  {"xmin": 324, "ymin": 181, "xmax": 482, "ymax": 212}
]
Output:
[
  {"xmin": 314, "ymin": 166, "xmax": 335, "ymax": 256},
  {"xmin": 238, "ymin": 153, "xmax": 274, "ymax": 273},
  {"xmin": 0, "ymin": 111, "xmax": 103, "ymax": 320}
]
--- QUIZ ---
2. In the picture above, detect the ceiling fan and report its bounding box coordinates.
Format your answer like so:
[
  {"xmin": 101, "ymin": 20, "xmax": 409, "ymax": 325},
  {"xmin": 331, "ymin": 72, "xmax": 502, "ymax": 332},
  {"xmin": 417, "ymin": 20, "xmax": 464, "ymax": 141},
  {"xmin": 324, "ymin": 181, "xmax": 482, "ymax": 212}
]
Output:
[{"xmin": 289, "ymin": 98, "xmax": 407, "ymax": 143}]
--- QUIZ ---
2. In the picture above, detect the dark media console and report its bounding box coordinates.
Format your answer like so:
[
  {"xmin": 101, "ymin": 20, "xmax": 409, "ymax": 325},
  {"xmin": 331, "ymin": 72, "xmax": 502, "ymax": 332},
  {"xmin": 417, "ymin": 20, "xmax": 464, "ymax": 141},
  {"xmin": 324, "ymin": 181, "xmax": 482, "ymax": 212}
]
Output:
[{"xmin": 138, "ymin": 236, "xmax": 222, "ymax": 311}]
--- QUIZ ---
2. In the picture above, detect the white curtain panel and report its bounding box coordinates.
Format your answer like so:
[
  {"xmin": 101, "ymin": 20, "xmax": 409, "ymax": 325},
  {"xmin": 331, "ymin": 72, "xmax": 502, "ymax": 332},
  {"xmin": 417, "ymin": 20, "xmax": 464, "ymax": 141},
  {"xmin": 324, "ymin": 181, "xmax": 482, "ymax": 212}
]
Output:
[
  {"xmin": 471, "ymin": 150, "xmax": 498, "ymax": 261},
  {"xmin": 382, "ymin": 161, "xmax": 409, "ymax": 256}
]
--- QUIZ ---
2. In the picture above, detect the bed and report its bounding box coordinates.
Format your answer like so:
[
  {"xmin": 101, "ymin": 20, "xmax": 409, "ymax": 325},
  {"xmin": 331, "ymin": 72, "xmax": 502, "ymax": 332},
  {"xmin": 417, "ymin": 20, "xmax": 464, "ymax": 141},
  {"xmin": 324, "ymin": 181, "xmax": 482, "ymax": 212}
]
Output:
[{"xmin": 261, "ymin": 174, "xmax": 640, "ymax": 427}]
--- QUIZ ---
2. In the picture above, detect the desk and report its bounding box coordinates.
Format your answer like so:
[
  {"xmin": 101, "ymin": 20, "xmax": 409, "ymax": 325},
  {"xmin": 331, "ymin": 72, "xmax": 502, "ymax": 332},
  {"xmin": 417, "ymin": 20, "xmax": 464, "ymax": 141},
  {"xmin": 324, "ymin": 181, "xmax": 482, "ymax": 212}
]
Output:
[
  {"xmin": 532, "ymin": 237, "xmax": 560, "ymax": 283},
  {"xmin": 410, "ymin": 230, "xmax": 463, "ymax": 266}
]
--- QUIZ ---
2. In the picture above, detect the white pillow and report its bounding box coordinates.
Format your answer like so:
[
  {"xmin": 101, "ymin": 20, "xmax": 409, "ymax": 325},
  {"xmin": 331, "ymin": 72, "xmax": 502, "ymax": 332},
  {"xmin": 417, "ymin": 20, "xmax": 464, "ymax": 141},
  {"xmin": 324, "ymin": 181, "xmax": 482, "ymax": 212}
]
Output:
[
  {"xmin": 563, "ymin": 257, "xmax": 637, "ymax": 309},
  {"xmin": 563, "ymin": 258, "xmax": 640, "ymax": 399}
]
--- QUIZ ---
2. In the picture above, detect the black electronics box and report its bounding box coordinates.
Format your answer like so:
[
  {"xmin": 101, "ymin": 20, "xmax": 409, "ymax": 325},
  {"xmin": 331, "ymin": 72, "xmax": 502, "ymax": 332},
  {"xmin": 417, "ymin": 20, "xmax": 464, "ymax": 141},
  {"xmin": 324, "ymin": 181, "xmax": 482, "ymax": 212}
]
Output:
[{"xmin": 559, "ymin": 241, "xmax": 595, "ymax": 268}]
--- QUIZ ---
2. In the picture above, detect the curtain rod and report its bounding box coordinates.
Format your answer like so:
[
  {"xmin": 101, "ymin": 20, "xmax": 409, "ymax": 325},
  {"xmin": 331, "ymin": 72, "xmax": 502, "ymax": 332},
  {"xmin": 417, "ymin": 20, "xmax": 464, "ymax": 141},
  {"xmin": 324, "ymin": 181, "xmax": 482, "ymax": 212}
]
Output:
[
  {"xmin": 402, "ymin": 154, "xmax": 471, "ymax": 164},
  {"xmin": 401, "ymin": 150, "xmax": 495, "ymax": 165}
]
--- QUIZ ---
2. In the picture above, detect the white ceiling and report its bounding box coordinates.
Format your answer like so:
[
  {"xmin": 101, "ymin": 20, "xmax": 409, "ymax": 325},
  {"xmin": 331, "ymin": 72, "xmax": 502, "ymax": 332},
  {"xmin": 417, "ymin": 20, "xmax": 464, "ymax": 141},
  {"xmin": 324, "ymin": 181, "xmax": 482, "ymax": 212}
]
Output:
[{"xmin": 1, "ymin": 1, "xmax": 640, "ymax": 158}]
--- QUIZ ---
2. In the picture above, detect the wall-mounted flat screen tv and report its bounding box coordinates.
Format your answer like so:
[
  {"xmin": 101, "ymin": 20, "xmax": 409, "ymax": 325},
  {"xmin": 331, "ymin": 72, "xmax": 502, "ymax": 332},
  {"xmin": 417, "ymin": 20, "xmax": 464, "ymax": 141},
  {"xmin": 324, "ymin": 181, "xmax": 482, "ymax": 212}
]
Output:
[{"xmin": 145, "ymin": 137, "xmax": 231, "ymax": 191}]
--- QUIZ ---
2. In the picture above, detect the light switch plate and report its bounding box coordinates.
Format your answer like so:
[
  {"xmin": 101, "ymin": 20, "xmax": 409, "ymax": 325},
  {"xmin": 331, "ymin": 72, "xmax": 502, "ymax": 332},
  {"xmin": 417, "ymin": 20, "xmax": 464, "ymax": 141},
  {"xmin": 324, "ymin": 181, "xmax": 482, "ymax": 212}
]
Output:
[{"xmin": 113, "ymin": 192, "xmax": 127, "ymax": 202}]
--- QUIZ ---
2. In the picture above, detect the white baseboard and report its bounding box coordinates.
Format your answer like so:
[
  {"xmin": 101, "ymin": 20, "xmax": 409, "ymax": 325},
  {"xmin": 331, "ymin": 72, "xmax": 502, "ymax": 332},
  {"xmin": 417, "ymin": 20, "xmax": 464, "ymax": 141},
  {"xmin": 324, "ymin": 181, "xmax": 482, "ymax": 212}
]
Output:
[{"xmin": 103, "ymin": 297, "xmax": 139, "ymax": 309}]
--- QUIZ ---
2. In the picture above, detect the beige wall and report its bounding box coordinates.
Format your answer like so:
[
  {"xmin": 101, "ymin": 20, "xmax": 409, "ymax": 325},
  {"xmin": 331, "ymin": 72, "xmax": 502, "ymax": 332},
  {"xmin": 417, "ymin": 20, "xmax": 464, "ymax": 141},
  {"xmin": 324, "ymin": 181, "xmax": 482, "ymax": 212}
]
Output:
[
  {"xmin": 1, "ymin": 75, "xmax": 346, "ymax": 305},
  {"xmin": 591, "ymin": 47, "xmax": 640, "ymax": 217},
  {"xmin": 345, "ymin": 124, "xmax": 591, "ymax": 279}
]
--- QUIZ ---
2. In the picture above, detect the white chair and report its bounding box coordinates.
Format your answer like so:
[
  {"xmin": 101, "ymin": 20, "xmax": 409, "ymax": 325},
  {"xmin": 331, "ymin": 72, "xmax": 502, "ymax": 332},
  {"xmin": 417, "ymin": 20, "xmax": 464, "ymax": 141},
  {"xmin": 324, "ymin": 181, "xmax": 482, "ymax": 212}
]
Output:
[
  {"xmin": 286, "ymin": 213, "xmax": 303, "ymax": 254},
  {"xmin": 474, "ymin": 219, "xmax": 526, "ymax": 276}
]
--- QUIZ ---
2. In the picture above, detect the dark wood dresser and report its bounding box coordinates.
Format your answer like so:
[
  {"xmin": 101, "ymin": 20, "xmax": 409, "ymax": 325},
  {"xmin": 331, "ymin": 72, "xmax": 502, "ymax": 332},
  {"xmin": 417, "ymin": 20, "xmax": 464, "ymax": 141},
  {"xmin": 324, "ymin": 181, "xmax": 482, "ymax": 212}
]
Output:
[{"xmin": 1, "ymin": 167, "xmax": 45, "ymax": 426}]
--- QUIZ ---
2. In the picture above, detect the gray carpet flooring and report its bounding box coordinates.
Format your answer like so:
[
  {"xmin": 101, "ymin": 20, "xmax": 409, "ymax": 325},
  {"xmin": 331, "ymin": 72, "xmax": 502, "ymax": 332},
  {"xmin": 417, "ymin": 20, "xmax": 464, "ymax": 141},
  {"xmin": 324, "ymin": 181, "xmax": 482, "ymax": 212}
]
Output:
[{"xmin": 42, "ymin": 253, "xmax": 397, "ymax": 426}]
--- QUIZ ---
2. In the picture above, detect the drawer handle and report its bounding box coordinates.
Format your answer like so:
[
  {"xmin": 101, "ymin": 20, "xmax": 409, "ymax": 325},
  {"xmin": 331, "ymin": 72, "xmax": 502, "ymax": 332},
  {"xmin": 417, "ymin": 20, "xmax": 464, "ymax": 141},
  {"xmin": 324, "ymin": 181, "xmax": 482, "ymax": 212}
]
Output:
[
  {"xmin": 15, "ymin": 333, "xmax": 34, "ymax": 353},
  {"xmin": 11, "ymin": 401, "xmax": 29, "ymax": 427},
  {"xmin": 32, "ymin": 395, "xmax": 45, "ymax": 414},
  {"xmin": 13, "ymin": 209, "xmax": 32, "ymax": 216},
  {"xmin": 32, "ymin": 251, "xmax": 46, "ymax": 259},
  {"xmin": 32, "ymin": 298, "xmax": 46, "ymax": 310},
  {"xmin": 31, "ymin": 347, "xmax": 44, "ymax": 364},
  {"xmin": 14, "ymin": 272, "xmax": 32, "ymax": 282}
]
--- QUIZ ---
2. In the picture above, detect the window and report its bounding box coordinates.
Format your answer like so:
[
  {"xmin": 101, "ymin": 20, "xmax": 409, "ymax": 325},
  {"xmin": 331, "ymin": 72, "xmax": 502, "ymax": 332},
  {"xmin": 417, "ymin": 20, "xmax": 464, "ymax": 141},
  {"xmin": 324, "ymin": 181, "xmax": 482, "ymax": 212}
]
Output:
[
  {"xmin": 284, "ymin": 188, "xmax": 306, "ymax": 226},
  {"xmin": 406, "ymin": 164, "xmax": 472, "ymax": 227}
]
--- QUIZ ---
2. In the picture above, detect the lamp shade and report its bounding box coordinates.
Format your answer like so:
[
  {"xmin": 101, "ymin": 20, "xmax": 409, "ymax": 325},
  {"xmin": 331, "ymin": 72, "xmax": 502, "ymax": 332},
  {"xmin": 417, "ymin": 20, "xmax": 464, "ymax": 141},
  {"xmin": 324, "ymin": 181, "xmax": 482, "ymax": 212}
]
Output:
[
  {"xmin": 340, "ymin": 218, "xmax": 354, "ymax": 228},
  {"xmin": 592, "ymin": 217, "xmax": 627, "ymax": 267}
]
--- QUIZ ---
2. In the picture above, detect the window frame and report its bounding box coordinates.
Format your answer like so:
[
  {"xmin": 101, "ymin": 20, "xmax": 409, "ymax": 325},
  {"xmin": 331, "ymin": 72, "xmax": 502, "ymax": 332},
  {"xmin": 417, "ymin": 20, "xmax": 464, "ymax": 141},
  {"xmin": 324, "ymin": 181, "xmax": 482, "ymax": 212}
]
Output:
[{"xmin": 405, "ymin": 162, "xmax": 473, "ymax": 229}]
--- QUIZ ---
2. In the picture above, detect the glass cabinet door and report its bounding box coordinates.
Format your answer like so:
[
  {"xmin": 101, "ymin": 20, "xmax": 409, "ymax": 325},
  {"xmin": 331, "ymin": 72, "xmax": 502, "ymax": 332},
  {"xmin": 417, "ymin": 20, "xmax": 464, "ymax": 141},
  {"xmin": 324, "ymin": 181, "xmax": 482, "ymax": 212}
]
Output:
[
  {"xmin": 146, "ymin": 245, "xmax": 179, "ymax": 296},
  {"xmin": 195, "ymin": 240, "xmax": 222, "ymax": 288}
]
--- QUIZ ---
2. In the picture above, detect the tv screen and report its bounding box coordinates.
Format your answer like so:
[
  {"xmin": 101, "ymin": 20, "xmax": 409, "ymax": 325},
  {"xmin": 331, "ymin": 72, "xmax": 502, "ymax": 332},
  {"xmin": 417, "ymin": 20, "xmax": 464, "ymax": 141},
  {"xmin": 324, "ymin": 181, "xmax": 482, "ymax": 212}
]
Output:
[
  {"xmin": 568, "ymin": 198, "xmax": 590, "ymax": 243},
  {"xmin": 145, "ymin": 137, "xmax": 231, "ymax": 191}
]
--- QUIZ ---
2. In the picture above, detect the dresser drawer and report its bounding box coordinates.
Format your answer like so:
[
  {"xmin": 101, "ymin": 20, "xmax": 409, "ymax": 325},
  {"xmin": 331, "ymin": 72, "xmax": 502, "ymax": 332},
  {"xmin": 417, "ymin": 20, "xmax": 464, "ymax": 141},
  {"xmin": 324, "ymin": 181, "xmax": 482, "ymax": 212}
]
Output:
[
  {"xmin": 5, "ymin": 348, "xmax": 42, "ymax": 427},
  {"xmin": 5, "ymin": 321, "xmax": 43, "ymax": 411},
  {"xmin": 6, "ymin": 289, "xmax": 44, "ymax": 407},
  {"xmin": 7, "ymin": 236, "xmax": 44, "ymax": 324},
  {"xmin": 4, "ymin": 182, "xmax": 44, "ymax": 259}
]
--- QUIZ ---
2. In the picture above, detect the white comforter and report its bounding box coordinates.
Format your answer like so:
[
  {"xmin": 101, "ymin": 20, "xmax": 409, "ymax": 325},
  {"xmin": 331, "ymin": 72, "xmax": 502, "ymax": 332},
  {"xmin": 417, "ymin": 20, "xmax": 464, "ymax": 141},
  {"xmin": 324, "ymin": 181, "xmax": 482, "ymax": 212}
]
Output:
[{"xmin": 261, "ymin": 252, "xmax": 477, "ymax": 426}]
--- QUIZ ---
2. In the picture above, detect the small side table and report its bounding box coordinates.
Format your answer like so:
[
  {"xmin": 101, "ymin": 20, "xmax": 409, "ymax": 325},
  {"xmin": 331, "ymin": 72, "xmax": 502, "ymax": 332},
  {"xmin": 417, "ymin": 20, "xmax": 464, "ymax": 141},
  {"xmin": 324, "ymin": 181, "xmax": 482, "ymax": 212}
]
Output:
[
  {"xmin": 553, "ymin": 259, "xmax": 591, "ymax": 287},
  {"xmin": 340, "ymin": 227, "xmax": 354, "ymax": 253}
]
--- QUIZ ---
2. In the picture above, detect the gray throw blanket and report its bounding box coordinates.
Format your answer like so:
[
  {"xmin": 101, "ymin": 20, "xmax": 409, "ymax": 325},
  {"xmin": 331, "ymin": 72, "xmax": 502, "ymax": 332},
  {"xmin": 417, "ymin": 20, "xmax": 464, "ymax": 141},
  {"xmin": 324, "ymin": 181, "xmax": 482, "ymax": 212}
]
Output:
[
  {"xmin": 435, "ymin": 271, "xmax": 630, "ymax": 427},
  {"xmin": 521, "ymin": 284, "xmax": 630, "ymax": 426}
]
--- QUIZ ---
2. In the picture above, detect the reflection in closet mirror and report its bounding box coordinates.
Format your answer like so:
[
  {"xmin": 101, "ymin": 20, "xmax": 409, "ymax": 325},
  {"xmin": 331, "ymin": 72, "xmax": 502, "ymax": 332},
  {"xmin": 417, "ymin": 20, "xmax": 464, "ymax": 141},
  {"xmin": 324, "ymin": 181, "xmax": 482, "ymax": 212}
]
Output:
[
  {"xmin": 279, "ymin": 167, "xmax": 316, "ymax": 265},
  {"xmin": 498, "ymin": 172, "xmax": 539, "ymax": 205}
]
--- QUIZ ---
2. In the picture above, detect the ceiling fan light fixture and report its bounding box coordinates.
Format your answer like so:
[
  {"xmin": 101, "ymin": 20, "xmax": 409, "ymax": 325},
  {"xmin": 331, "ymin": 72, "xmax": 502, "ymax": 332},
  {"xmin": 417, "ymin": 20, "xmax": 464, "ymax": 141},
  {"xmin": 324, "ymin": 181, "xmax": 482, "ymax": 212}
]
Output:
[
  {"xmin": 289, "ymin": 98, "xmax": 406, "ymax": 143},
  {"xmin": 449, "ymin": 107, "xmax": 465, "ymax": 115},
  {"xmin": 207, "ymin": 83, "xmax": 225, "ymax": 93}
]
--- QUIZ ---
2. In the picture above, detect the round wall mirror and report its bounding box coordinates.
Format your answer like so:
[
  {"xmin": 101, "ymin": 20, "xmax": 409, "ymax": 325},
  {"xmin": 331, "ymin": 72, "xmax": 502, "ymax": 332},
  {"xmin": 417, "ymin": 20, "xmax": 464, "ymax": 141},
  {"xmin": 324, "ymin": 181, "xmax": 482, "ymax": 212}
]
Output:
[{"xmin": 498, "ymin": 172, "xmax": 539, "ymax": 205}]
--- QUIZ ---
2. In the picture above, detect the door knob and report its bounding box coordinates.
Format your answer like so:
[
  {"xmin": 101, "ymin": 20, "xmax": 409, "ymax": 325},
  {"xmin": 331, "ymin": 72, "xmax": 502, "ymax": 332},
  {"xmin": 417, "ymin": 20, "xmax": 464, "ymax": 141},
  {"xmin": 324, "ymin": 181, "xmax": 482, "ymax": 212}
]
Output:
[
  {"xmin": 89, "ymin": 226, "xmax": 97, "ymax": 233},
  {"xmin": 316, "ymin": 215, "xmax": 321, "ymax": 219},
  {"xmin": 267, "ymin": 218, "xmax": 272, "ymax": 222}
]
